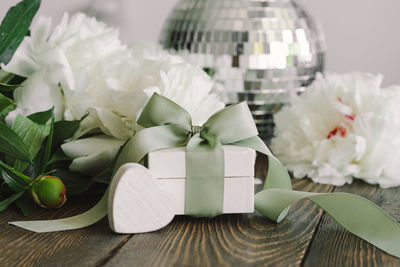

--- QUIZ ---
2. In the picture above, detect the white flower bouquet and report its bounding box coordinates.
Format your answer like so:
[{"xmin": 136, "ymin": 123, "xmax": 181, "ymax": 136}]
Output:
[{"xmin": 0, "ymin": 0, "xmax": 223, "ymax": 214}]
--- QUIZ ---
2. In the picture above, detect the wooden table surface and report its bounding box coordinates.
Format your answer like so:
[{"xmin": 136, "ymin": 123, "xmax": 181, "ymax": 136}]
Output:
[{"xmin": 0, "ymin": 154, "xmax": 399, "ymax": 266}]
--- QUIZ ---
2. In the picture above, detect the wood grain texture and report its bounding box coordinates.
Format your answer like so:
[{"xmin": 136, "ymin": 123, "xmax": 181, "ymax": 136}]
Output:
[
  {"xmin": 303, "ymin": 180, "xmax": 400, "ymax": 267},
  {"xmin": 0, "ymin": 153, "xmax": 398, "ymax": 266},
  {"xmin": 104, "ymin": 155, "xmax": 334, "ymax": 267},
  {"xmin": 0, "ymin": 195, "xmax": 129, "ymax": 267}
]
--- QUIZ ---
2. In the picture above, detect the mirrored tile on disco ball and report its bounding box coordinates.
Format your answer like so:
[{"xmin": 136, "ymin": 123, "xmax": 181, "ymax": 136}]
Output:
[
  {"xmin": 256, "ymin": 121, "xmax": 275, "ymax": 127},
  {"xmin": 252, "ymin": 113, "xmax": 274, "ymax": 120},
  {"xmin": 228, "ymin": 90, "xmax": 303, "ymax": 103},
  {"xmin": 248, "ymin": 103, "xmax": 284, "ymax": 112},
  {"xmin": 251, "ymin": 110, "xmax": 279, "ymax": 116}
]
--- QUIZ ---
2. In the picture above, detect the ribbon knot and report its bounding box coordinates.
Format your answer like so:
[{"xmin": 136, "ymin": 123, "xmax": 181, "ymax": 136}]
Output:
[{"xmin": 190, "ymin": 125, "xmax": 202, "ymax": 136}]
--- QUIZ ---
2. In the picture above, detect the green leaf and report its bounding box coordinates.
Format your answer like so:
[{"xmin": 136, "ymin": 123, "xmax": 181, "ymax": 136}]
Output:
[
  {"xmin": 0, "ymin": 92, "xmax": 15, "ymax": 107},
  {"xmin": 0, "ymin": 0, "xmax": 41, "ymax": 64},
  {"xmin": 1, "ymin": 168, "xmax": 30, "ymax": 192},
  {"xmin": 53, "ymin": 169, "xmax": 92, "ymax": 195},
  {"xmin": 11, "ymin": 114, "xmax": 51, "ymax": 172},
  {"xmin": 0, "ymin": 104, "xmax": 15, "ymax": 121},
  {"xmin": 91, "ymin": 175, "xmax": 111, "ymax": 184},
  {"xmin": 27, "ymin": 108, "xmax": 53, "ymax": 124},
  {"xmin": 0, "ymin": 120, "xmax": 30, "ymax": 160},
  {"xmin": 47, "ymin": 149, "xmax": 70, "ymax": 166},
  {"xmin": 91, "ymin": 165, "xmax": 113, "ymax": 184},
  {"xmin": 0, "ymin": 191, "xmax": 24, "ymax": 212},
  {"xmin": 0, "ymin": 82, "xmax": 20, "ymax": 92},
  {"xmin": 34, "ymin": 109, "xmax": 54, "ymax": 175},
  {"xmin": 0, "ymin": 159, "xmax": 32, "ymax": 184},
  {"xmin": 15, "ymin": 192, "xmax": 38, "ymax": 216},
  {"xmin": 53, "ymin": 120, "xmax": 81, "ymax": 147},
  {"xmin": 0, "ymin": 92, "xmax": 15, "ymax": 121}
]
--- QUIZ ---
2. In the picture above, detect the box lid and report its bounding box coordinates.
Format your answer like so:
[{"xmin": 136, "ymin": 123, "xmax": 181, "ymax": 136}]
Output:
[{"xmin": 147, "ymin": 145, "xmax": 256, "ymax": 179}]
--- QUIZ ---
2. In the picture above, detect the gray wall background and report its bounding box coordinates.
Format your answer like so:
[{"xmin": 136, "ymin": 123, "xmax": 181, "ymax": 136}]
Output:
[{"xmin": 1, "ymin": 0, "xmax": 399, "ymax": 86}]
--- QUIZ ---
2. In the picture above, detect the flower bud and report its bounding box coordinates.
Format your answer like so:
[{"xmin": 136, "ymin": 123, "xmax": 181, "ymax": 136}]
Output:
[{"xmin": 31, "ymin": 176, "xmax": 67, "ymax": 208}]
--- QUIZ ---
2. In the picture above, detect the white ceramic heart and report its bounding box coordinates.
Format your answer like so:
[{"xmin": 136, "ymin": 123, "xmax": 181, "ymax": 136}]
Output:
[{"xmin": 108, "ymin": 163, "xmax": 177, "ymax": 234}]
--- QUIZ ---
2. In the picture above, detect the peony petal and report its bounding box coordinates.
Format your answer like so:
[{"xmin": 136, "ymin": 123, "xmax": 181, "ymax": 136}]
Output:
[
  {"xmin": 61, "ymin": 135, "xmax": 124, "ymax": 175},
  {"xmin": 73, "ymin": 108, "xmax": 133, "ymax": 140},
  {"xmin": 68, "ymin": 150, "xmax": 116, "ymax": 176},
  {"xmin": 7, "ymin": 69, "xmax": 65, "ymax": 122},
  {"xmin": 31, "ymin": 16, "xmax": 53, "ymax": 50},
  {"xmin": 1, "ymin": 39, "xmax": 39, "ymax": 77},
  {"xmin": 37, "ymin": 47, "xmax": 75, "ymax": 91}
]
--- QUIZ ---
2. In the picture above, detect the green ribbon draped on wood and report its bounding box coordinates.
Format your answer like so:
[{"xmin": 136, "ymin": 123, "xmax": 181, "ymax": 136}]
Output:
[{"xmin": 10, "ymin": 93, "xmax": 400, "ymax": 258}]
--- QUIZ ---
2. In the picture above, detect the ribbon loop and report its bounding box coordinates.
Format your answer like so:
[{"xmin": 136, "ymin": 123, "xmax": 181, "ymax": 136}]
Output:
[
  {"xmin": 203, "ymin": 102, "xmax": 259, "ymax": 144},
  {"xmin": 137, "ymin": 93, "xmax": 192, "ymax": 127}
]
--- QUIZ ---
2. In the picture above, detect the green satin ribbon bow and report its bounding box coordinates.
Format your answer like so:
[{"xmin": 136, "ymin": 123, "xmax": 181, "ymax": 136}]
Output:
[
  {"xmin": 10, "ymin": 93, "xmax": 400, "ymax": 258},
  {"xmin": 114, "ymin": 92, "xmax": 282, "ymax": 217}
]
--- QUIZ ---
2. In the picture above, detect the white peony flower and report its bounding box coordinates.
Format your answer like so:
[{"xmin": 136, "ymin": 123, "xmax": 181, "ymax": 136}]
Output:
[
  {"xmin": 2, "ymin": 14, "xmax": 224, "ymax": 174},
  {"xmin": 128, "ymin": 42, "xmax": 224, "ymax": 125},
  {"xmin": 271, "ymin": 72, "xmax": 400, "ymax": 188},
  {"xmin": 3, "ymin": 13, "xmax": 125, "ymax": 122},
  {"xmin": 3, "ymin": 13, "xmax": 125, "ymax": 76},
  {"xmin": 63, "ymin": 43, "xmax": 224, "ymax": 139},
  {"xmin": 63, "ymin": 49, "xmax": 148, "ymax": 140}
]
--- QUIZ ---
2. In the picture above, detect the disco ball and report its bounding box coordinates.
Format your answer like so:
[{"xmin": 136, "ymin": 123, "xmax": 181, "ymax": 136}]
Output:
[{"xmin": 160, "ymin": 0, "xmax": 326, "ymax": 142}]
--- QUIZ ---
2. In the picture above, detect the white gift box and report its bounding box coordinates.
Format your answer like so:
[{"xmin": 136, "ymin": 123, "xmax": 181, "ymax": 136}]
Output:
[{"xmin": 147, "ymin": 146, "xmax": 256, "ymax": 215}]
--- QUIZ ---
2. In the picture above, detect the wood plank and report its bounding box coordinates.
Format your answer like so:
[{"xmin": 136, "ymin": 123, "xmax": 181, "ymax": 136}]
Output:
[
  {"xmin": 303, "ymin": 180, "xmax": 400, "ymax": 267},
  {"xmin": 0, "ymin": 195, "xmax": 130, "ymax": 266},
  {"xmin": 105, "ymin": 155, "xmax": 334, "ymax": 266}
]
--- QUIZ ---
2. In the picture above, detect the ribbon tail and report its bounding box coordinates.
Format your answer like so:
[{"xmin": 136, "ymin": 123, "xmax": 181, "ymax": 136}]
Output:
[
  {"xmin": 233, "ymin": 136, "xmax": 292, "ymax": 190},
  {"xmin": 233, "ymin": 136, "xmax": 292, "ymax": 219},
  {"xmin": 237, "ymin": 135, "xmax": 400, "ymax": 258},
  {"xmin": 114, "ymin": 125, "xmax": 190, "ymax": 171},
  {"xmin": 255, "ymin": 189, "xmax": 400, "ymax": 258},
  {"xmin": 232, "ymin": 136, "xmax": 274, "ymax": 158},
  {"xmin": 10, "ymin": 191, "xmax": 108, "ymax": 232}
]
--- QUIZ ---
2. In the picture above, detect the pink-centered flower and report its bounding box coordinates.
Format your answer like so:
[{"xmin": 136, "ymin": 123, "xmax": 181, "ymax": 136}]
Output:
[{"xmin": 271, "ymin": 72, "xmax": 400, "ymax": 188}]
